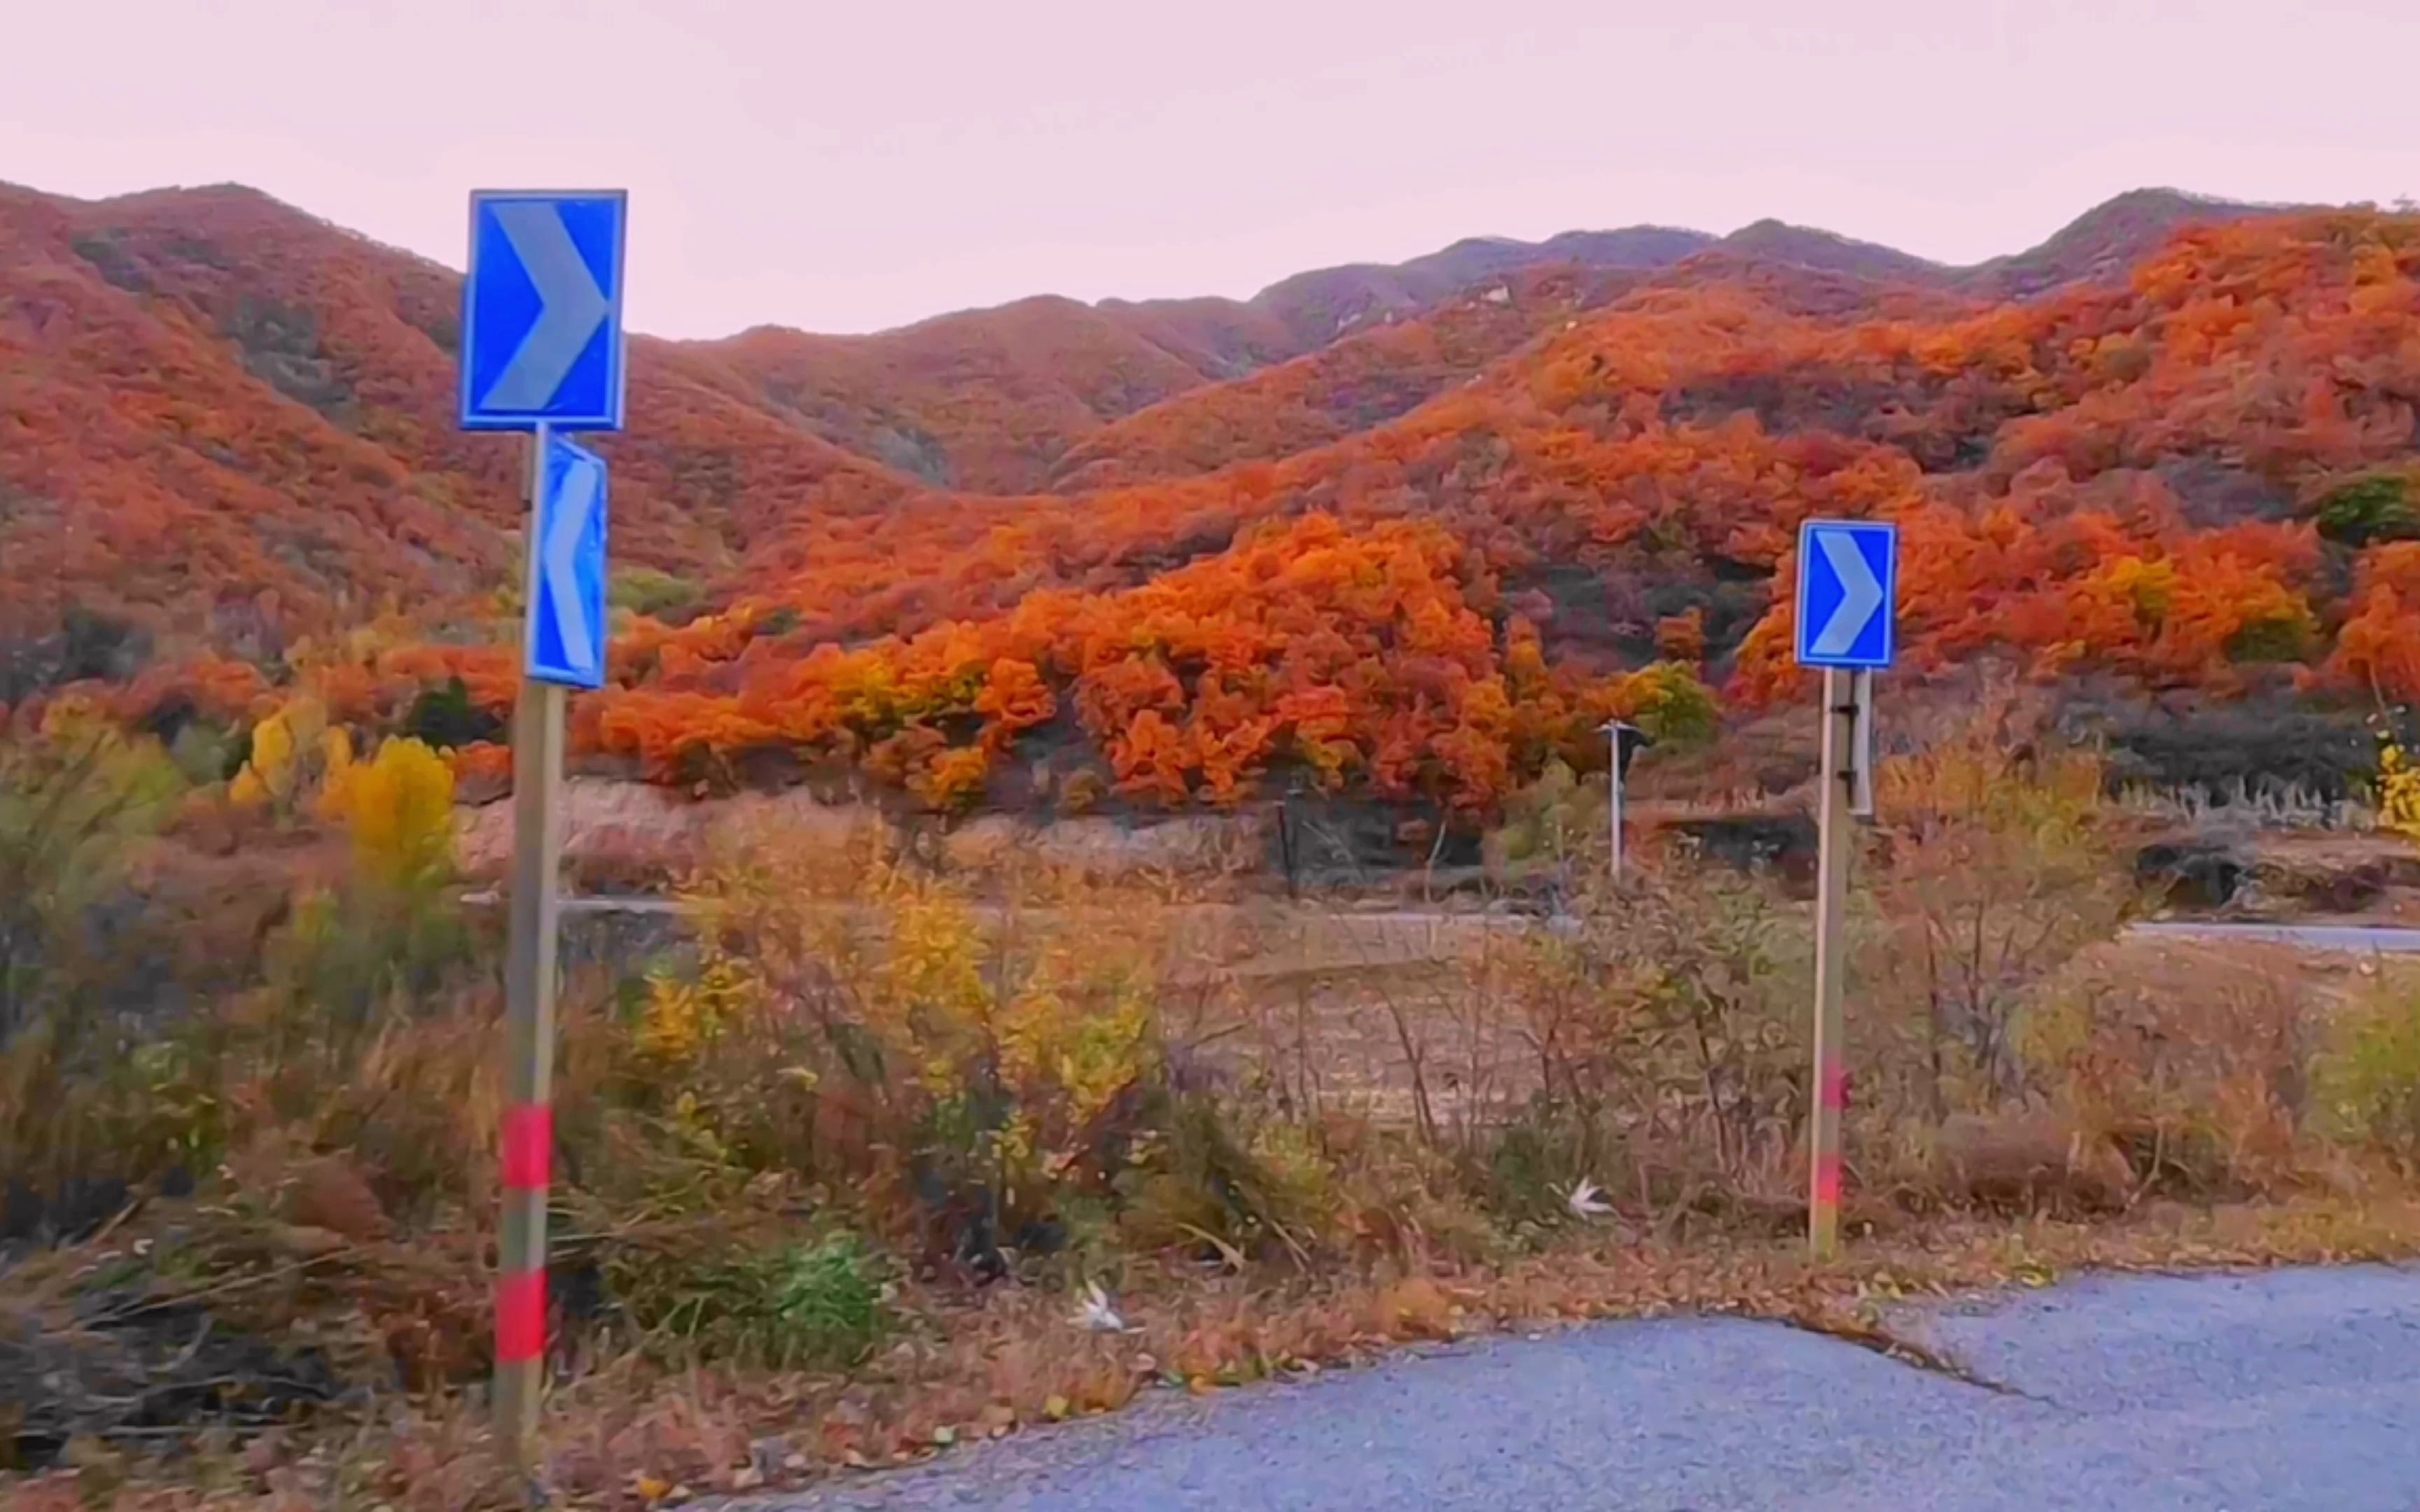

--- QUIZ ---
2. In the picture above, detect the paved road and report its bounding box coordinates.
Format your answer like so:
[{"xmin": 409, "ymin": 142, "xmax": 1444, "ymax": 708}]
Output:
[
  {"xmin": 757, "ymin": 1266, "xmax": 2420, "ymax": 1512},
  {"xmin": 534, "ymin": 895, "xmax": 2420, "ymax": 955},
  {"xmin": 2127, "ymin": 921, "xmax": 2420, "ymax": 954}
]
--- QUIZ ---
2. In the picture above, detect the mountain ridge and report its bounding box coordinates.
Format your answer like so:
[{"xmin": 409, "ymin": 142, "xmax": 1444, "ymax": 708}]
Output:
[
  {"xmin": 682, "ymin": 188, "xmax": 2293, "ymax": 490},
  {"xmin": 8, "ymin": 176, "xmax": 2412, "ymax": 825}
]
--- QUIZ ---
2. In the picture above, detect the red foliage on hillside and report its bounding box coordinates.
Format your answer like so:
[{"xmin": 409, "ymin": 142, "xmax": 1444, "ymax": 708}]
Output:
[
  {"xmin": 706, "ymin": 211, "xmax": 2419, "ymax": 795},
  {"xmin": 585, "ymin": 514, "xmax": 1711, "ymax": 811},
  {"xmin": 6, "ymin": 181, "xmax": 2416, "ymax": 816},
  {"xmin": 1047, "ymin": 267, "xmax": 1648, "ymax": 491},
  {"xmin": 697, "ymin": 297, "xmax": 1290, "ymax": 493}
]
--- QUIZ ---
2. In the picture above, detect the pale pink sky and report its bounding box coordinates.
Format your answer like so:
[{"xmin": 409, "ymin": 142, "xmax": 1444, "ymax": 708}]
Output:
[{"xmin": 7, "ymin": 1, "xmax": 2414, "ymax": 340}]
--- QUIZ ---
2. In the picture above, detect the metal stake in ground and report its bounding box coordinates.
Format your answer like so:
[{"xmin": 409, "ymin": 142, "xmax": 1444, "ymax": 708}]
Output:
[
  {"xmin": 459, "ymin": 189, "xmax": 627, "ymax": 1457},
  {"xmin": 1790, "ymin": 519, "xmax": 1897, "ymax": 1259}
]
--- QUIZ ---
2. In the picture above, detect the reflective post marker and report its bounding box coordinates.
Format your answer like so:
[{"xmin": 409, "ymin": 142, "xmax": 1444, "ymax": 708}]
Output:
[
  {"xmin": 1792, "ymin": 520, "xmax": 1895, "ymax": 1260},
  {"xmin": 460, "ymin": 189, "xmax": 625, "ymax": 1462},
  {"xmin": 497, "ymin": 424, "xmax": 568, "ymax": 1450},
  {"xmin": 1807, "ymin": 669, "xmax": 1856, "ymax": 1257}
]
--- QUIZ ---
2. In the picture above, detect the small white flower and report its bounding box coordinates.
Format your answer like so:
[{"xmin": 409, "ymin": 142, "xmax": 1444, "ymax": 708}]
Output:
[
  {"xmin": 1074, "ymin": 1280, "xmax": 1129, "ymax": 1333},
  {"xmin": 1562, "ymin": 1177, "xmax": 1614, "ymax": 1221}
]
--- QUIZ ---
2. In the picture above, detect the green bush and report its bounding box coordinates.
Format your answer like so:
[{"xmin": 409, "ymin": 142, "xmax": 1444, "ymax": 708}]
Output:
[
  {"xmin": 1479, "ymin": 1098, "xmax": 1629, "ymax": 1229},
  {"xmin": 2314, "ymin": 473, "xmax": 2419, "ymax": 547},
  {"xmin": 0, "ymin": 710, "xmax": 183, "ymax": 1046},
  {"xmin": 610, "ymin": 1231, "xmax": 893, "ymax": 1369},
  {"xmin": 610, "ymin": 567, "xmax": 704, "ymax": 620},
  {"xmin": 2225, "ymin": 611, "xmax": 2311, "ymax": 664},
  {"xmin": 401, "ymin": 677, "xmax": 503, "ymax": 750},
  {"xmin": 2316, "ymin": 978, "xmax": 2420, "ymax": 1166},
  {"xmin": 1625, "ymin": 661, "xmax": 1720, "ymax": 748}
]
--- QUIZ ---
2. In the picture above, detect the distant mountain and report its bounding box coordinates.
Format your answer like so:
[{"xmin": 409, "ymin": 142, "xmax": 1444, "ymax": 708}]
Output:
[
  {"xmin": 698, "ymin": 296, "xmax": 1284, "ymax": 493},
  {"xmin": 1048, "ymin": 264, "xmax": 1656, "ymax": 491},
  {"xmin": 1957, "ymin": 187, "xmax": 2302, "ymax": 299},
  {"xmin": 1244, "ymin": 225, "xmax": 1717, "ymax": 348},
  {"xmin": 1712, "ymin": 219, "xmax": 1954, "ymax": 286},
  {"xmin": 696, "ymin": 192, "xmax": 2286, "ymax": 491},
  {"xmin": 697, "ymin": 225, "xmax": 1716, "ymax": 491}
]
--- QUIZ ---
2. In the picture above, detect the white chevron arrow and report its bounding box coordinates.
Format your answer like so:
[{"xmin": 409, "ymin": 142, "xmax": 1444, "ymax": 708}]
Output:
[
  {"xmin": 1809, "ymin": 530, "xmax": 1883, "ymax": 657},
  {"xmin": 482, "ymin": 202, "xmax": 610, "ymax": 412},
  {"xmin": 541, "ymin": 452, "xmax": 602, "ymax": 675}
]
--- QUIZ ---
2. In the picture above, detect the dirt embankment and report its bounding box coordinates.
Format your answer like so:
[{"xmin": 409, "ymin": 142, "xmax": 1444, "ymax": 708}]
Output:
[
  {"xmin": 2134, "ymin": 829, "xmax": 2420, "ymax": 921},
  {"xmin": 452, "ymin": 780, "xmax": 1275, "ymax": 890},
  {"xmin": 453, "ymin": 778, "xmax": 2420, "ymax": 926}
]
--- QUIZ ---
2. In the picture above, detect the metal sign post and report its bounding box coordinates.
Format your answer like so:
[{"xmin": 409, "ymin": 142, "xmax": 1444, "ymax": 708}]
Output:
[
  {"xmin": 1849, "ymin": 668, "xmax": 1877, "ymax": 820},
  {"xmin": 460, "ymin": 190, "xmax": 626, "ymax": 1457},
  {"xmin": 1601, "ymin": 719, "xmax": 1651, "ymax": 886},
  {"xmin": 497, "ymin": 465, "xmax": 566, "ymax": 1443},
  {"xmin": 1611, "ymin": 738, "xmax": 1625, "ymax": 880},
  {"xmin": 1791, "ymin": 519, "xmax": 1897, "ymax": 1259}
]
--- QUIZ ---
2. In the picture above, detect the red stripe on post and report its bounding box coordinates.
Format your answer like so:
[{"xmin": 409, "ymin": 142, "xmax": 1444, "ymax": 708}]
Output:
[
  {"xmin": 496, "ymin": 1269, "xmax": 548, "ymax": 1364},
  {"xmin": 501, "ymin": 1105, "xmax": 552, "ymax": 1192},
  {"xmin": 1819, "ymin": 1064, "xmax": 1850, "ymax": 1112},
  {"xmin": 1814, "ymin": 1158, "xmax": 1844, "ymax": 1208}
]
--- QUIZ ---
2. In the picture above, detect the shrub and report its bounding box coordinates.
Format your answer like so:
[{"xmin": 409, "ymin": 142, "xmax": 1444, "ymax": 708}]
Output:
[
  {"xmin": 2314, "ymin": 472, "xmax": 2419, "ymax": 547},
  {"xmin": 226, "ymin": 696, "xmax": 343, "ymax": 818},
  {"xmin": 606, "ymin": 1230, "xmax": 892, "ymax": 1369},
  {"xmin": 644, "ymin": 827, "xmax": 1311, "ymax": 1272},
  {"xmin": 0, "ymin": 706, "xmax": 192, "ymax": 1208},
  {"xmin": 400, "ymin": 677, "xmax": 503, "ymax": 750},
  {"xmin": 267, "ymin": 735, "xmax": 471, "ymax": 1031},
  {"xmin": 1873, "ymin": 715, "xmax": 2136, "ymax": 1107},
  {"xmin": 0, "ymin": 704, "xmax": 183, "ymax": 1046},
  {"xmin": 611, "ymin": 568, "xmax": 704, "ymax": 620},
  {"xmin": 1494, "ymin": 860, "xmax": 1808, "ymax": 1205},
  {"xmin": 2316, "ymin": 974, "xmax": 2420, "ymax": 1168},
  {"xmin": 1619, "ymin": 661, "xmax": 1720, "ymax": 748},
  {"xmin": 1487, "ymin": 759, "xmax": 1602, "ymax": 876},
  {"xmin": 2377, "ymin": 729, "xmax": 2420, "ymax": 845},
  {"xmin": 2021, "ymin": 952, "xmax": 2318, "ymax": 1196}
]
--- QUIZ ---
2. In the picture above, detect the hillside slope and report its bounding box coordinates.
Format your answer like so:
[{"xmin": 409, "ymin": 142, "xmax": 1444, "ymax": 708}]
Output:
[
  {"xmin": 692, "ymin": 224, "xmax": 1719, "ymax": 492},
  {"xmin": 8, "ymin": 182, "xmax": 2412, "ymax": 826},
  {"xmin": 695, "ymin": 190, "xmax": 2293, "ymax": 493},
  {"xmin": 1047, "ymin": 265, "xmax": 1652, "ymax": 491},
  {"xmin": 558, "ymin": 209, "xmax": 2420, "ymax": 815},
  {"xmin": 1052, "ymin": 257, "xmax": 1986, "ymax": 491},
  {"xmin": 1959, "ymin": 187, "xmax": 2299, "ymax": 300},
  {"xmin": 0, "ymin": 181, "xmax": 926, "ymax": 685}
]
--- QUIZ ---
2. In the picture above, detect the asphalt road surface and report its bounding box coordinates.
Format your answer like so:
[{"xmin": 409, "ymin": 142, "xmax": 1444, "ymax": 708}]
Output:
[
  {"xmin": 758, "ymin": 1265, "xmax": 2420, "ymax": 1512},
  {"xmin": 2127, "ymin": 921, "xmax": 2420, "ymax": 954}
]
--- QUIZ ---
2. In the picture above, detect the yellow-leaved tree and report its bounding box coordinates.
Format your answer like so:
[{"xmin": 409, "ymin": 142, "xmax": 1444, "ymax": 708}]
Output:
[
  {"xmin": 317, "ymin": 736, "xmax": 457, "ymax": 890},
  {"xmin": 2377, "ymin": 729, "xmax": 2420, "ymax": 846},
  {"xmin": 228, "ymin": 696, "xmax": 354, "ymax": 823}
]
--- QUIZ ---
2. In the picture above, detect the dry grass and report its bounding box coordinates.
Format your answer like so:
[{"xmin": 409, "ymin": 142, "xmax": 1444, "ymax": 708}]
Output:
[{"xmin": 10, "ymin": 708, "xmax": 2420, "ymax": 1510}]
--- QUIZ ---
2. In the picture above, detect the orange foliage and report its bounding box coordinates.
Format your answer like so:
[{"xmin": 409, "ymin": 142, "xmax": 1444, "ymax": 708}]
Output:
[
  {"xmin": 2328, "ymin": 541, "xmax": 2420, "ymax": 706},
  {"xmin": 8, "ymin": 182, "xmax": 2420, "ymax": 812}
]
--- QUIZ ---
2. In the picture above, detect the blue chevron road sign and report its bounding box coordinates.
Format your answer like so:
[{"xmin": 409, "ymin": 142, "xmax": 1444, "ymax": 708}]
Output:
[
  {"xmin": 526, "ymin": 431, "xmax": 609, "ymax": 689},
  {"xmin": 459, "ymin": 190, "xmax": 627, "ymax": 431},
  {"xmin": 1794, "ymin": 520, "xmax": 1898, "ymax": 671}
]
